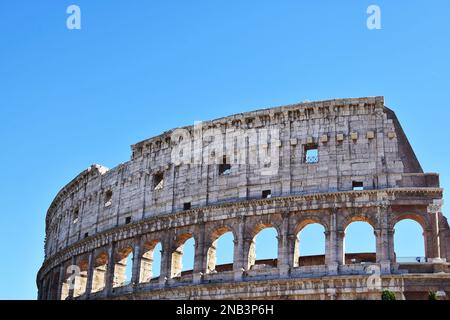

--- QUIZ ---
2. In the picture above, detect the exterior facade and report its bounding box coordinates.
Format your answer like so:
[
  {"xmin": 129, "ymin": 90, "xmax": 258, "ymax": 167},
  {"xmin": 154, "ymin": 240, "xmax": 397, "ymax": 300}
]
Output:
[{"xmin": 37, "ymin": 96, "xmax": 450, "ymax": 300}]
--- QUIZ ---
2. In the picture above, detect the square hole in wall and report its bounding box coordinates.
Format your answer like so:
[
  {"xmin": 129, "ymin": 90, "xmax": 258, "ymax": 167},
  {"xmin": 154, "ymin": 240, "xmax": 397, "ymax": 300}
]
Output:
[
  {"xmin": 183, "ymin": 202, "xmax": 191, "ymax": 210},
  {"xmin": 84, "ymin": 232, "xmax": 89, "ymax": 238},
  {"xmin": 104, "ymin": 190, "xmax": 113, "ymax": 207},
  {"xmin": 125, "ymin": 216, "xmax": 132, "ymax": 224},
  {"xmin": 219, "ymin": 155, "xmax": 231, "ymax": 175},
  {"xmin": 72, "ymin": 208, "xmax": 79, "ymax": 224},
  {"xmin": 153, "ymin": 172, "xmax": 164, "ymax": 190},
  {"xmin": 352, "ymin": 181, "xmax": 364, "ymax": 191},
  {"xmin": 304, "ymin": 144, "xmax": 318, "ymax": 164},
  {"xmin": 262, "ymin": 190, "xmax": 272, "ymax": 199}
]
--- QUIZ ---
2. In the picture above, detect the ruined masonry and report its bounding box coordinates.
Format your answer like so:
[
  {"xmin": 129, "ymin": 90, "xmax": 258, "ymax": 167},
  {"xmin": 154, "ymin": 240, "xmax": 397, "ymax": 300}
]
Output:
[{"xmin": 37, "ymin": 96, "xmax": 450, "ymax": 300}]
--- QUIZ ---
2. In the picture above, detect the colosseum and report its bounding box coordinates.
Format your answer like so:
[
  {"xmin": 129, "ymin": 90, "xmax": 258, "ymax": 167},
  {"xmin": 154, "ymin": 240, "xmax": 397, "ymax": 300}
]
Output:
[{"xmin": 37, "ymin": 96, "xmax": 450, "ymax": 300}]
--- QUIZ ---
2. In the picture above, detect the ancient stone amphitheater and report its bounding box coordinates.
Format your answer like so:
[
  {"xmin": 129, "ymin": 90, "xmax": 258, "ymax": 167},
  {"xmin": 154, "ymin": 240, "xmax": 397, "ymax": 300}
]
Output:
[{"xmin": 37, "ymin": 96, "xmax": 450, "ymax": 300}]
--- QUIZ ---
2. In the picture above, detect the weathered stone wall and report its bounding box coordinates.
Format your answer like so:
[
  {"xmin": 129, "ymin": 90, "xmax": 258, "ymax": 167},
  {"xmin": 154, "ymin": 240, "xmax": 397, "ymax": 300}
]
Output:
[
  {"xmin": 37, "ymin": 96, "xmax": 450, "ymax": 300},
  {"xmin": 43, "ymin": 96, "xmax": 438, "ymax": 257}
]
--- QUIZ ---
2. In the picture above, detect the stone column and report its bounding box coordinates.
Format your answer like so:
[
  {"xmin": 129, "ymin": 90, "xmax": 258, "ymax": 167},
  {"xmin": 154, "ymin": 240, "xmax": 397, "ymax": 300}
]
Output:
[
  {"xmin": 278, "ymin": 213, "xmax": 290, "ymax": 277},
  {"xmin": 67, "ymin": 256, "xmax": 76, "ymax": 299},
  {"xmin": 439, "ymin": 223, "xmax": 448, "ymax": 262},
  {"xmin": 336, "ymin": 231, "xmax": 345, "ymax": 266},
  {"xmin": 233, "ymin": 218, "xmax": 245, "ymax": 281},
  {"xmin": 288, "ymin": 234, "xmax": 299, "ymax": 268},
  {"xmin": 427, "ymin": 200, "xmax": 444, "ymax": 262},
  {"xmin": 324, "ymin": 231, "xmax": 331, "ymax": 264},
  {"xmin": 193, "ymin": 228, "xmax": 206, "ymax": 284},
  {"xmin": 104, "ymin": 241, "xmax": 116, "ymax": 297},
  {"xmin": 243, "ymin": 236, "xmax": 256, "ymax": 271},
  {"xmin": 131, "ymin": 240, "xmax": 141, "ymax": 286},
  {"xmin": 375, "ymin": 201, "xmax": 392, "ymax": 274},
  {"xmin": 374, "ymin": 227, "xmax": 392, "ymax": 274},
  {"xmin": 159, "ymin": 239, "xmax": 171, "ymax": 286},
  {"xmin": 326, "ymin": 209, "xmax": 339, "ymax": 275},
  {"xmin": 84, "ymin": 251, "xmax": 95, "ymax": 298}
]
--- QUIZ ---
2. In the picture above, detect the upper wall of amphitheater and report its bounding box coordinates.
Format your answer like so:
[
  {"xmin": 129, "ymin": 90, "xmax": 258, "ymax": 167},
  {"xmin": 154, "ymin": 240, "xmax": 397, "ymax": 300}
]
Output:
[{"xmin": 43, "ymin": 96, "xmax": 440, "ymax": 258}]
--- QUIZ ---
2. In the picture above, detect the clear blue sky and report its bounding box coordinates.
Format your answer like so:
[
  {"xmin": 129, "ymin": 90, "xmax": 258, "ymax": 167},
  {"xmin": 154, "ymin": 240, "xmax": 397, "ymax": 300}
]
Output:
[{"xmin": 0, "ymin": 1, "xmax": 449, "ymax": 299}]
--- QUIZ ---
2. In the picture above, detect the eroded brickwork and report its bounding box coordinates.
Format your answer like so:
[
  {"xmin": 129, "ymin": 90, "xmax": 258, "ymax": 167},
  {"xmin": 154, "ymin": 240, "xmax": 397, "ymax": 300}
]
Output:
[{"xmin": 37, "ymin": 97, "xmax": 450, "ymax": 300}]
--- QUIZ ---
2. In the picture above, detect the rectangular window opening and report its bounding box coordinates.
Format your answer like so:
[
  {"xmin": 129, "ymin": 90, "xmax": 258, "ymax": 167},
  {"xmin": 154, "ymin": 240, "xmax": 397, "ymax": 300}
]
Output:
[
  {"xmin": 183, "ymin": 202, "xmax": 191, "ymax": 210},
  {"xmin": 352, "ymin": 181, "xmax": 364, "ymax": 191},
  {"xmin": 104, "ymin": 190, "xmax": 113, "ymax": 207},
  {"xmin": 219, "ymin": 155, "xmax": 231, "ymax": 175},
  {"xmin": 262, "ymin": 190, "xmax": 272, "ymax": 199},
  {"xmin": 153, "ymin": 172, "xmax": 164, "ymax": 190},
  {"xmin": 304, "ymin": 144, "xmax": 318, "ymax": 164},
  {"xmin": 72, "ymin": 209, "xmax": 79, "ymax": 224},
  {"xmin": 125, "ymin": 216, "xmax": 132, "ymax": 224}
]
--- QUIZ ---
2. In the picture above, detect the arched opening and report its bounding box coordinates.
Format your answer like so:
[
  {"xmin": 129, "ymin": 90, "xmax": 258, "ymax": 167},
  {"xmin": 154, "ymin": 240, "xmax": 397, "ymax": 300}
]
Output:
[
  {"xmin": 248, "ymin": 226, "xmax": 278, "ymax": 270},
  {"xmin": 113, "ymin": 247, "xmax": 133, "ymax": 288},
  {"xmin": 344, "ymin": 221, "xmax": 376, "ymax": 264},
  {"xmin": 171, "ymin": 234, "xmax": 195, "ymax": 278},
  {"xmin": 73, "ymin": 259, "xmax": 88, "ymax": 297},
  {"xmin": 91, "ymin": 252, "xmax": 108, "ymax": 293},
  {"xmin": 394, "ymin": 218, "xmax": 426, "ymax": 262},
  {"xmin": 59, "ymin": 260, "xmax": 87, "ymax": 300},
  {"xmin": 294, "ymin": 223, "xmax": 326, "ymax": 267},
  {"xmin": 206, "ymin": 228, "xmax": 234, "ymax": 273},
  {"xmin": 139, "ymin": 241, "xmax": 162, "ymax": 283},
  {"xmin": 59, "ymin": 266, "xmax": 71, "ymax": 300}
]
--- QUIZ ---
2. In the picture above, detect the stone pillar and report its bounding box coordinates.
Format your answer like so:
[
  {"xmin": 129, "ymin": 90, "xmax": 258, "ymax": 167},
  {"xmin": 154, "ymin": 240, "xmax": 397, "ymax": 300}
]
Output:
[
  {"xmin": 336, "ymin": 231, "xmax": 345, "ymax": 266},
  {"xmin": 427, "ymin": 200, "xmax": 444, "ymax": 262},
  {"xmin": 233, "ymin": 218, "xmax": 245, "ymax": 281},
  {"xmin": 131, "ymin": 240, "xmax": 141, "ymax": 286},
  {"xmin": 288, "ymin": 234, "xmax": 299, "ymax": 268},
  {"xmin": 375, "ymin": 228, "xmax": 392, "ymax": 274},
  {"xmin": 326, "ymin": 209, "xmax": 339, "ymax": 275},
  {"xmin": 243, "ymin": 237, "xmax": 256, "ymax": 270},
  {"xmin": 375, "ymin": 201, "xmax": 392, "ymax": 274},
  {"xmin": 439, "ymin": 224, "xmax": 449, "ymax": 262},
  {"xmin": 278, "ymin": 213, "xmax": 290, "ymax": 277},
  {"xmin": 84, "ymin": 251, "xmax": 95, "ymax": 298},
  {"xmin": 324, "ymin": 231, "xmax": 331, "ymax": 264},
  {"xmin": 387, "ymin": 229, "xmax": 395, "ymax": 262},
  {"xmin": 193, "ymin": 231, "xmax": 206, "ymax": 284},
  {"xmin": 104, "ymin": 242, "xmax": 116, "ymax": 297},
  {"xmin": 159, "ymin": 239, "xmax": 171, "ymax": 286},
  {"xmin": 67, "ymin": 256, "xmax": 76, "ymax": 299},
  {"xmin": 170, "ymin": 250, "xmax": 183, "ymax": 277}
]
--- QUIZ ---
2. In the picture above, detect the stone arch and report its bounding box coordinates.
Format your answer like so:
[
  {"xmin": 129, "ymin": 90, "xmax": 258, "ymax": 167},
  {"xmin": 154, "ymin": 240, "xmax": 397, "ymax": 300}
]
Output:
[
  {"xmin": 139, "ymin": 239, "xmax": 162, "ymax": 283},
  {"xmin": 341, "ymin": 213, "xmax": 378, "ymax": 232},
  {"xmin": 73, "ymin": 256, "xmax": 89, "ymax": 298},
  {"xmin": 292, "ymin": 217, "xmax": 329, "ymax": 236},
  {"xmin": 170, "ymin": 232, "xmax": 196, "ymax": 278},
  {"xmin": 246, "ymin": 221, "xmax": 280, "ymax": 270},
  {"xmin": 113, "ymin": 246, "xmax": 133, "ymax": 288},
  {"xmin": 392, "ymin": 214, "xmax": 428, "ymax": 261},
  {"xmin": 343, "ymin": 218, "xmax": 377, "ymax": 264},
  {"xmin": 206, "ymin": 225, "xmax": 235, "ymax": 273},
  {"xmin": 390, "ymin": 212, "xmax": 430, "ymax": 232},
  {"xmin": 59, "ymin": 261, "xmax": 73, "ymax": 300},
  {"xmin": 292, "ymin": 219, "xmax": 327, "ymax": 267},
  {"xmin": 91, "ymin": 251, "xmax": 108, "ymax": 293}
]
